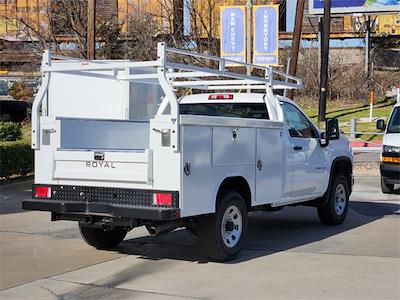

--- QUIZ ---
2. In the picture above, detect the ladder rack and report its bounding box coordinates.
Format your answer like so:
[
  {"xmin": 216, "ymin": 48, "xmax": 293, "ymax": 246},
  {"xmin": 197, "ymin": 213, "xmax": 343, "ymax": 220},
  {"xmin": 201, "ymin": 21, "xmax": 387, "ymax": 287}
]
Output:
[
  {"xmin": 42, "ymin": 42, "xmax": 303, "ymax": 91},
  {"xmin": 32, "ymin": 42, "xmax": 303, "ymax": 151}
]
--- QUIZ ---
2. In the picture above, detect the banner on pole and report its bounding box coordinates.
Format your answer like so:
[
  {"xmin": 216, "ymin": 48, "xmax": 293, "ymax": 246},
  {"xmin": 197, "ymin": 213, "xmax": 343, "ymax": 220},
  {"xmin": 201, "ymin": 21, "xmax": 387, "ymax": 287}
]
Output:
[
  {"xmin": 220, "ymin": 6, "xmax": 246, "ymax": 66},
  {"xmin": 253, "ymin": 5, "xmax": 279, "ymax": 66}
]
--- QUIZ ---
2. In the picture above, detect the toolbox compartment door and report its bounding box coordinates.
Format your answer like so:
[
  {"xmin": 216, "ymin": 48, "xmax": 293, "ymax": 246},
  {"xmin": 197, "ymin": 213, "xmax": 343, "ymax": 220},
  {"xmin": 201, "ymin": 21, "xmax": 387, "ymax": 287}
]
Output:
[{"xmin": 53, "ymin": 150, "xmax": 153, "ymax": 184}]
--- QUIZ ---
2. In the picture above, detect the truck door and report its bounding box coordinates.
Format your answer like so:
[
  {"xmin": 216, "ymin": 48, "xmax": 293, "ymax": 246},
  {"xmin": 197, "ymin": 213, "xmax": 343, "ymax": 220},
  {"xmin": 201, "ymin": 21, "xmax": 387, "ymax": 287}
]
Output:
[{"xmin": 281, "ymin": 102, "xmax": 326, "ymax": 197}]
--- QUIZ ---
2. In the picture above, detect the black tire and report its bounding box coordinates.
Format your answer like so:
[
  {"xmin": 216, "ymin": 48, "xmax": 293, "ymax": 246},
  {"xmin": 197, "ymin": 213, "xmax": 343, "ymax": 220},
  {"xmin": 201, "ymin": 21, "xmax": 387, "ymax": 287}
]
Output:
[
  {"xmin": 318, "ymin": 174, "xmax": 349, "ymax": 226},
  {"xmin": 79, "ymin": 225, "xmax": 128, "ymax": 249},
  {"xmin": 381, "ymin": 177, "xmax": 394, "ymax": 194},
  {"xmin": 198, "ymin": 190, "xmax": 248, "ymax": 261}
]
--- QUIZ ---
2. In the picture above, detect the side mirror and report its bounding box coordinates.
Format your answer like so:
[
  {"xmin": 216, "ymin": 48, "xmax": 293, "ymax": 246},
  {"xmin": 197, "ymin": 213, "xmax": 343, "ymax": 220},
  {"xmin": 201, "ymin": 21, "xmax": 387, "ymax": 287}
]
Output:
[
  {"xmin": 320, "ymin": 118, "xmax": 339, "ymax": 147},
  {"xmin": 326, "ymin": 118, "xmax": 340, "ymax": 140},
  {"xmin": 376, "ymin": 119, "xmax": 386, "ymax": 131}
]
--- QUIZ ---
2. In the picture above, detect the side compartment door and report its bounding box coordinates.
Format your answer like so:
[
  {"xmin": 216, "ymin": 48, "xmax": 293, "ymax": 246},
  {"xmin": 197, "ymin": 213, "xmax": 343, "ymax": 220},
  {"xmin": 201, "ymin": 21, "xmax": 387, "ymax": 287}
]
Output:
[
  {"xmin": 181, "ymin": 125, "xmax": 212, "ymax": 217},
  {"xmin": 255, "ymin": 127, "xmax": 283, "ymax": 204}
]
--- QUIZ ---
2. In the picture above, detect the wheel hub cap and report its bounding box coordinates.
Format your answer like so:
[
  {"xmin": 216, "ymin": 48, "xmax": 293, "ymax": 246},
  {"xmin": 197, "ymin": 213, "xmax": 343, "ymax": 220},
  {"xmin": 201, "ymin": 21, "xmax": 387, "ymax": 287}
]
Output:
[
  {"xmin": 221, "ymin": 205, "xmax": 242, "ymax": 248},
  {"xmin": 334, "ymin": 184, "xmax": 347, "ymax": 215}
]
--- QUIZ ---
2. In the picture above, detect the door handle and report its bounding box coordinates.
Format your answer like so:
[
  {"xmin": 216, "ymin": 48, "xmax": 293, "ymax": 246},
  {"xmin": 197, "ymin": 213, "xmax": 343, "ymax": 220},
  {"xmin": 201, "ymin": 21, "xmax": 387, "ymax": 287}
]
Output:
[{"xmin": 293, "ymin": 146, "xmax": 303, "ymax": 151}]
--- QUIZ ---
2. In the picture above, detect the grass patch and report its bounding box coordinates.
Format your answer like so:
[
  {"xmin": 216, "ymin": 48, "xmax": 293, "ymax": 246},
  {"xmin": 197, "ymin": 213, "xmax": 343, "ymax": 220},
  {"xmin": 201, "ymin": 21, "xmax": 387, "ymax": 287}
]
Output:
[{"xmin": 301, "ymin": 99, "xmax": 396, "ymax": 141}]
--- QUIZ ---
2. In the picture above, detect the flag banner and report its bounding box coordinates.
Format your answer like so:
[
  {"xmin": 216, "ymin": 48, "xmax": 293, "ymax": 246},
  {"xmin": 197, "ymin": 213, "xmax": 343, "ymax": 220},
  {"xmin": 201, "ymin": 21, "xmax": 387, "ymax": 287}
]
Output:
[
  {"xmin": 220, "ymin": 6, "xmax": 246, "ymax": 66},
  {"xmin": 253, "ymin": 5, "xmax": 279, "ymax": 66}
]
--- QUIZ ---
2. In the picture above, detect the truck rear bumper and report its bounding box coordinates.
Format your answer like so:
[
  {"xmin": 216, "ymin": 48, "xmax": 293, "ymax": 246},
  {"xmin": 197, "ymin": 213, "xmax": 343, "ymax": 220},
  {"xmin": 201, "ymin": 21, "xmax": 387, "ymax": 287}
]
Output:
[
  {"xmin": 22, "ymin": 200, "xmax": 180, "ymax": 220},
  {"xmin": 22, "ymin": 184, "xmax": 180, "ymax": 221}
]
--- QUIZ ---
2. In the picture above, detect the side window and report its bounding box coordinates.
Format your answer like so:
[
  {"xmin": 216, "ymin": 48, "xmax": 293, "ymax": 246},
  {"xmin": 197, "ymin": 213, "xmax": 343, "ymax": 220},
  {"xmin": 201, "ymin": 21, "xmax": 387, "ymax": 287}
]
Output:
[{"xmin": 281, "ymin": 102, "xmax": 318, "ymax": 138}]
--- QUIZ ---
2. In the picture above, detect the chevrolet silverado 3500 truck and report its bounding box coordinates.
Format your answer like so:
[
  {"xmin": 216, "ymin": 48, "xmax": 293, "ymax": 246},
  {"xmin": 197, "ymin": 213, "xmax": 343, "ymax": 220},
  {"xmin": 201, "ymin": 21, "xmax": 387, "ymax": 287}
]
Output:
[{"xmin": 23, "ymin": 43, "xmax": 353, "ymax": 261}]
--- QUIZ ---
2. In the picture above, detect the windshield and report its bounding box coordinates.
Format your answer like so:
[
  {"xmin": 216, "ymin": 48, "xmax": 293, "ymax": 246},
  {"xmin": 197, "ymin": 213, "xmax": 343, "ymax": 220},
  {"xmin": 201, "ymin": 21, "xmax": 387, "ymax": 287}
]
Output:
[{"xmin": 387, "ymin": 107, "xmax": 400, "ymax": 133}]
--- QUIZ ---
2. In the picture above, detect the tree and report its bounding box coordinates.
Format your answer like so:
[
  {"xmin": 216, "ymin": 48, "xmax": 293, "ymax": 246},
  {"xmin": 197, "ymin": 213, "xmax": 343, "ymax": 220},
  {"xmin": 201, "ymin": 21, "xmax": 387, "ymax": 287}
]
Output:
[
  {"xmin": 2, "ymin": 0, "xmax": 123, "ymax": 59},
  {"xmin": 8, "ymin": 82, "xmax": 34, "ymax": 101}
]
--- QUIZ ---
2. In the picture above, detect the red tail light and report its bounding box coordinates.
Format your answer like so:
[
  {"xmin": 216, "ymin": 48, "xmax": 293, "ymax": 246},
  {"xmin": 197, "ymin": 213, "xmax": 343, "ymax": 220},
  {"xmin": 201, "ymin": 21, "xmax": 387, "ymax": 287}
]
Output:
[
  {"xmin": 208, "ymin": 94, "xmax": 234, "ymax": 100},
  {"xmin": 35, "ymin": 186, "xmax": 51, "ymax": 198},
  {"xmin": 153, "ymin": 193, "xmax": 172, "ymax": 206}
]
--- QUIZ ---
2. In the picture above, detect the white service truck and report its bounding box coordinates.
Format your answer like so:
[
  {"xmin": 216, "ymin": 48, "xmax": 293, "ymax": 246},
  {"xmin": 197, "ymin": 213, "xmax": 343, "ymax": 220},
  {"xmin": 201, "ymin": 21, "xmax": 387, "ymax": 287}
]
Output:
[{"xmin": 23, "ymin": 43, "xmax": 354, "ymax": 261}]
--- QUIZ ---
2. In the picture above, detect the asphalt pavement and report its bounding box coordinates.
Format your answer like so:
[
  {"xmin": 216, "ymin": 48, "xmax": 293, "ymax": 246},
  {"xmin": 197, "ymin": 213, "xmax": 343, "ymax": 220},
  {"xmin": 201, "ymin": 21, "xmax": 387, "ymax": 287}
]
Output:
[{"xmin": 0, "ymin": 175, "xmax": 399, "ymax": 299}]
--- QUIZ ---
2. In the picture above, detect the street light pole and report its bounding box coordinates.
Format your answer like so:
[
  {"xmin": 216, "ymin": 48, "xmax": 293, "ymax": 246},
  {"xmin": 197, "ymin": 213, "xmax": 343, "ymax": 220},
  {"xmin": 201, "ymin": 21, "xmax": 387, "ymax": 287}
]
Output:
[{"xmin": 246, "ymin": 0, "xmax": 252, "ymax": 93}]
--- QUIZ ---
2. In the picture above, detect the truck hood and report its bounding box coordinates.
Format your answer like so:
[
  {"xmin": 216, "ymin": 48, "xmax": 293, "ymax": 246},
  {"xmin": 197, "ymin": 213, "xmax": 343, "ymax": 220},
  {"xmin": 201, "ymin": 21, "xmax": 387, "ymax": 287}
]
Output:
[{"xmin": 382, "ymin": 133, "xmax": 400, "ymax": 148}]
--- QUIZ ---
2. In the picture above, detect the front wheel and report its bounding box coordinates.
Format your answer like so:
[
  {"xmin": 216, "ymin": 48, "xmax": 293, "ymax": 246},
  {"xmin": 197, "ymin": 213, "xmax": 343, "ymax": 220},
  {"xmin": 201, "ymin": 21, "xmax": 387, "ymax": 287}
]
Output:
[
  {"xmin": 318, "ymin": 174, "xmax": 349, "ymax": 225},
  {"xmin": 79, "ymin": 225, "xmax": 128, "ymax": 249},
  {"xmin": 198, "ymin": 190, "xmax": 248, "ymax": 261},
  {"xmin": 381, "ymin": 177, "xmax": 394, "ymax": 194}
]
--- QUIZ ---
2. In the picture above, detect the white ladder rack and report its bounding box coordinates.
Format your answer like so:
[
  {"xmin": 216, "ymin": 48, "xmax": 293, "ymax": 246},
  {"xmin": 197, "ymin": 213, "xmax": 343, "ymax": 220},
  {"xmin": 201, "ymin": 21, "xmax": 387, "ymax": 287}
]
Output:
[{"xmin": 32, "ymin": 42, "xmax": 303, "ymax": 151}]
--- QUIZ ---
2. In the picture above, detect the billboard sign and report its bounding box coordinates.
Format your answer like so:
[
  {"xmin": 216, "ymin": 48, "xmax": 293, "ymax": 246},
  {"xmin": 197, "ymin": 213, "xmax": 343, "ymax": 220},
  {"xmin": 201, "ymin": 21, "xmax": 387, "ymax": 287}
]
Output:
[
  {"xmin": 309, "ymin": 0, "xmax": 400, "ymax": 15},
  {"xmin": 220, "ymin": 6, "xmax": 246, "ymax": 66},
  {"xmin": 253, "ymin": 5, "xmax": 279, "ymax": 66}
]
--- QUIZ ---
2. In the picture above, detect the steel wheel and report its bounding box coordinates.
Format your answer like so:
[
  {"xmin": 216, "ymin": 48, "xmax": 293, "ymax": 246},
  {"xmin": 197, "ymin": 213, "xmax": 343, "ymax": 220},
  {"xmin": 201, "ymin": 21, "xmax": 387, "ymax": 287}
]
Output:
[
  {"xmin": 334, "ymin": 184, "xmax": 347, "ymax": 216},
  {"xmin": 318, "ymin": 174, "xmax": 349, "ymax": 226},
  {"xmin": 221, "ymin": 205, "xmax": 243, "ymax": 248},
  {"xmin": 198, "ymin": 190, "xmax": 248, "ymax": 261}
]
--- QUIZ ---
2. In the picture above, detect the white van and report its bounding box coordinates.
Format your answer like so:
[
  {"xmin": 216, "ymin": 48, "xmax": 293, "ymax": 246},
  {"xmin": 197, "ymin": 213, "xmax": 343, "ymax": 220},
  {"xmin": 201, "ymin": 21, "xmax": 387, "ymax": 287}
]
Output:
[{"xmin": 377, "ymin": 101, "xmax": 400, "ymax": 193}]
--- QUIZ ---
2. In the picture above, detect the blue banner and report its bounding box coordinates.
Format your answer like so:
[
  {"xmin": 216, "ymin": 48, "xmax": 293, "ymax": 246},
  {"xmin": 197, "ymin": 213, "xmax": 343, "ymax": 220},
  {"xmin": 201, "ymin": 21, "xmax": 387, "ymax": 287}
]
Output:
[
  {"xmin": 220, "ymin": 6, "xmax": 246, "ymax": 65},
  {"xmin": 253, "ymin": 5, "xmax": 279, "ymax": 66}
]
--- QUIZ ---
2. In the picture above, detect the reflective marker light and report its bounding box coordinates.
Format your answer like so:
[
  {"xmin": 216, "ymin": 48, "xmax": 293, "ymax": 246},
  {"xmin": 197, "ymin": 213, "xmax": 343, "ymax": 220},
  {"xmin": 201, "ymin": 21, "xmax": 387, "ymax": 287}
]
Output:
[
  {"xmin": 208, "ymin": 94, "xmax": 234, "ymax": 100},
  {"xmin": 35, "ymin": 186, "xmax": 51, "ymax": 198},
  {"xmin": 381, "ymin": 156, "xmax": 400, "ymax": 163},
  {"xmin": 153, "ymin": 193, "xmax": 172, "ymax": 206}
]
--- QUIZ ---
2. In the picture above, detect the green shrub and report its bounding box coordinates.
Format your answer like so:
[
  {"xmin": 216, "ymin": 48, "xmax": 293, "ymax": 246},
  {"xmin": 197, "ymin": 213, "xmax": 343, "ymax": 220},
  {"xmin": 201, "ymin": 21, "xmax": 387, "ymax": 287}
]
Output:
[
  {"xmin": 0, "ymin": 140, "xmax": 33, "ymax": 178},
  {"xmin": 0, "ymin": 121, "xmax": 22, "ymax": 141}
]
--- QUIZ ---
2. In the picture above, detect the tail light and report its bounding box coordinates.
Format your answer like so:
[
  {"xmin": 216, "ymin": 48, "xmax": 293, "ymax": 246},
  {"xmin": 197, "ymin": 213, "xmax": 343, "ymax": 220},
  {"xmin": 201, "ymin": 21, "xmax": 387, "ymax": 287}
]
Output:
[
  {"xmin": 35, "ymin": 186, "xmax": 51, "ymax": 198},
  {"xmin": 208, "ymin": 94, "xmax": 234, "ymax": 100},
  {"xmin": 153, "ymin": 193, "xmax": 172, "ymax": 206}
]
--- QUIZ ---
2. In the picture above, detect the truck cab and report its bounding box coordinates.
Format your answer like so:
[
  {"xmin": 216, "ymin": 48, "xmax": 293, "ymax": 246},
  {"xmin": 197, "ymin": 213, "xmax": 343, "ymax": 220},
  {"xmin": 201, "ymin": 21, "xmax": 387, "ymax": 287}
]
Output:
[{"xmin": 23, "ymin": 43, "xmax": 353, "ymax": 261}]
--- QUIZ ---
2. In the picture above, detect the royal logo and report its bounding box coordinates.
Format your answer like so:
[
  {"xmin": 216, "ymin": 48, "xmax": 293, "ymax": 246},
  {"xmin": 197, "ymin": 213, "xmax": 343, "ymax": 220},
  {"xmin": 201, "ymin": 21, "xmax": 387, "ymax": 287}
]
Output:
[{"xmin": 85, "ymin": 161, "xmax": 116, "ymax": 168}]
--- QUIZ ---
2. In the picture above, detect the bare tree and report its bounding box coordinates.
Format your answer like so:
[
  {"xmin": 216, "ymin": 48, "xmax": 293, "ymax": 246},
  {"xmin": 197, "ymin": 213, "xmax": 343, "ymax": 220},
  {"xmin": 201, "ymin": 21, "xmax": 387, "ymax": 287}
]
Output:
[{"xmin": 1, "ymin": 0, "xmax": 123, "ymax": 59}]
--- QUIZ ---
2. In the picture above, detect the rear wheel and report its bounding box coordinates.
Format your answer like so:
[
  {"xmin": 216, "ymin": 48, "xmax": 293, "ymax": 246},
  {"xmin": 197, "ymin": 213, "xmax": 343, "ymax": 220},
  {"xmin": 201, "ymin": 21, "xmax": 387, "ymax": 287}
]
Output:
[
  {"xmin": 318, "ymin": 174, "xmax": 349, "ymax": 225},
  {"xmin": 198, "ymin": 190, "xmax": 248, "ymax": 261},
  {"xmin": 381, "ymin": 177, "xmax": 394, "ymax": 194},
  {"xmin": 79, "ymin": 225, "xmax": 128, "ymax": 249}
]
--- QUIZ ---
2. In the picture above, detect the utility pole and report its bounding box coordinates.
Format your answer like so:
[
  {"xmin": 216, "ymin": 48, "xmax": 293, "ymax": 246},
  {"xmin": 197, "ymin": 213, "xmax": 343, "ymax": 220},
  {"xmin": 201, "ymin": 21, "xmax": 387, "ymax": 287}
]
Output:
[
  {"xmin": 287, "ymin": 0, "xmax": 305, "ymax": 100},
  {"xmin": 87, "ymin": 0, "xmax": 96, "ymax": 60},
  {"xmin": 318, "ymin": 0, "xmax": 331, "ymax": 125},
  {"xmin": 364, "ymin": 15, "xmax": 371, "ymax": 77}
]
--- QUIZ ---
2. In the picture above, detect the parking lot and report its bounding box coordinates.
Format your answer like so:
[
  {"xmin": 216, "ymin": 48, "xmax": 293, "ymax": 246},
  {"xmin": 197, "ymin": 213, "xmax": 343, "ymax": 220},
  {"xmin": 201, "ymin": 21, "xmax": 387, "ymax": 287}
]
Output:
[{"xmin": 1, "ymin": 174, "xmax": 399, "ymax": 300}]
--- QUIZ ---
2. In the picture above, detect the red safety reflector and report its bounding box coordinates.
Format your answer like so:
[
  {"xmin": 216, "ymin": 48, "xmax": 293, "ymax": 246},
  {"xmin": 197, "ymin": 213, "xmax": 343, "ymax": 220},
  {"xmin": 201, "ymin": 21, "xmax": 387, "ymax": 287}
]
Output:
[
  {"xmin": 208, "ymin": 94, "xmax": 234, "ymax": 100},
  {"xmin": 153, "ymin": 193, "xmax": 172, "ymax": 206},
  {"xmin": 35, "ymin": 186, "xmax": 51, "ymax": 198}
]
